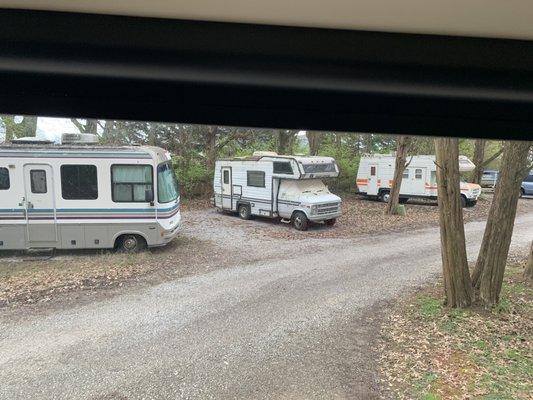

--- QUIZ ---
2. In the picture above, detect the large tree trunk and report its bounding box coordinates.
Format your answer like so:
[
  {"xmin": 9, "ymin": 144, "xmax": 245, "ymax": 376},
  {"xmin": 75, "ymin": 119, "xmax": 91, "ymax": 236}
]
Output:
[
  {"xmin": 306, "ymin": 131, "xmax": 323, "ymax": 156},
  {"xmin": 471, "ymin": 141, "xmax": 532, "ymax": 306},
  {"xmin": 204, "ymin": 126, "xmax": 218, "ymax": 170},
  {"xmin": 277, "ymin": 130, "xmax": 296, "ymax": 155},
  {"xmin": 434, "ymin": 138, "xmax": 473, "ymax": 308},
  {"xmin": 386, "ymin": 136, "xmax": 411, "ymax": 215},
  {"xmin": 525, "ymin": 242, "xmax": 533, "ymax": 282},
  {"xmin": 470, "ymin": 139, "xmax": 486, "ymax": 184}
]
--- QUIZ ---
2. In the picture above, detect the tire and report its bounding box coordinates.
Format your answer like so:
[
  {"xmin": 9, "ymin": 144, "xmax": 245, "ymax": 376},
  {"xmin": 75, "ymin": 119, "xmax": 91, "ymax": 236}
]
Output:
[
  {"xmin": 292, "ymin": 211, "xmax": 309, "ymax": 231},
  {"xmin": 467, "ymin": 200, "xmax": 477, "ymax": 207},
  {"xmin": 325, "ymin": 218, "xmax": 336, "ymax": 227},
  {"xmin": 399, "ymin": 197, "xmax": 409, "ymax": 204},
  {"xmin": 520, "ymin": 188, "xmax": 525, "ymax": 198},
  {"xmin": 238, "ymin": 203, "xmax": 252, "ymax": 220},
  {"xmin": 460, "ymin": 196, "xmax": 467, "ymax": 208},
  {"xmin": 379, "ymin": 190, "xmax": 391, "ymax": 203},
  {"xmin": 118, "ymin": 234, "xmax": 146, "ymax": 253}
]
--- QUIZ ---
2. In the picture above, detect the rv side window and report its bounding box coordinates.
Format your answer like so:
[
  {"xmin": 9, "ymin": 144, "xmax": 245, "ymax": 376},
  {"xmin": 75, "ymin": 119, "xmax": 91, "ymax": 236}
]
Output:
[
  {"xmin": 247, "ymin": 171, "xmax": 265, "ymax": 188},
  {"xmin": 415, "ymin": 169, "xmax": 423, "ymax": 179},
  {"xmin": 402, "ymin": 169, "xmax": 409, "ymax": 179},
  {"xmin": 112, "ymin": 165, "xmax": 153, "ymax": 203},
  {"xmin": 0, "ymin": 167, "xmax": 9, "ymax": 190},
  {"xmin": 223, "ymin": 170, "xmax": 230, "ymax": 184},
  {"xmin": 370, "ymin": 166, "xmax": 376, "ymax": 176},
  {"xmin": 30, "ymin": 170, "xmax": 47, "ymax": 193},
  {"xmin": 273, "ymin": 162, "xmax": 293, "ymax": 174},
  {"xmin": 61, "ymin": 165, "xmax": 98, "ymax": 200}
]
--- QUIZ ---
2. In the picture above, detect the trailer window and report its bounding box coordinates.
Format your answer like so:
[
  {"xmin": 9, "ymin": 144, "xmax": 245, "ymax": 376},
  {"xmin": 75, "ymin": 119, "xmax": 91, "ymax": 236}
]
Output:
[
  {"xmin": 247, "ymin": 171, "xmax": 265, "ymax": 187},
  {"xmin": 30, "ymin": 170, "xmax": 47, "ymax": 193},
  {"xmin": 302, "ymin": 163, "xmax": 336, "ymax": 173},
  {"xmin": 415, "ymin": 169, "xmax": 423, "ymax": 179},
  {"xmin": 370, "ymin": 166, "xmax": 376, "ymax": 176},
  {"xmin": 223, "ymin": 170, "xmax": 230, "ymax": 184},
  {"xmin": 0, "ymin": 167, "xmax": 9, "ymax": 190},
  {"xmin": 61, "ymin": 165, "xmax": 98, "ymax": 200},
  {"xmin": 402, "ymin": 169, "xmax": 409, "ymax": 179},
  {"xmin": 112, "ymin": 165, "xmax": 153, "ymax": 203},
  {"xmin": 273, "ymin": 162, "xmax": 293, "ymax": 174}
]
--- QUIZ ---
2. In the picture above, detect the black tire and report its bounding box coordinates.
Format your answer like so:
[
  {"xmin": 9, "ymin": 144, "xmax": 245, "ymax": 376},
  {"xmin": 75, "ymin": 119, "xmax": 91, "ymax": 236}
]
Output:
[
  {"xmin": 399, "ymin": 197, "xmax": 409, "ymax": 204},
  {"xmin": 118, "ymin": 234, "xmax": 146, "ymax": 253},
  {"xmin": 292, "ymin": 211, "xmax": 309, "ymax": 231},
  {"xmin": 460, "ymin": 196, "xmax": 467, "ymax": 208},
  {"xmin": 520, "ymin": 188, "xmax": 525, "ymax": 198},
  {"xmin": 467, "ymin": 200, "xmax": 477, "ymax": 207},
  {"xmin": 238, "ymin": 203, "xmax": 252, "ymax": 220},
  {"xmin": 379, "ymin": 190, "xmax": 391, "ymax": 203},
  {"xmin": 325, "ymin": 218, "xmax": 336, "ymax": 227}
]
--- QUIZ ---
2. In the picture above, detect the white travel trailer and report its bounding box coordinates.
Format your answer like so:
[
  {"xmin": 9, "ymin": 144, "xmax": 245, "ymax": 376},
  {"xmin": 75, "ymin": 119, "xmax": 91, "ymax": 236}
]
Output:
[
  {"xmin": 213, "ymin": 152, "xmax": 342, "ymax": 230},
  {"xmin": 356, "ymin": 154, "xmax": 481, "ymax": 207},
  {"xmin": 0, "ymin": 137, "xmax": 181, "ymax": 251}
]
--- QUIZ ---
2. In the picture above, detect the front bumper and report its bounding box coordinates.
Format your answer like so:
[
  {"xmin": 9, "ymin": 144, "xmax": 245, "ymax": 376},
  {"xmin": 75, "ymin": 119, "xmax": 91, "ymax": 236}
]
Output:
[{"xmin": 308, "ymin": 210, "xmax": 342, "ymax": 222}]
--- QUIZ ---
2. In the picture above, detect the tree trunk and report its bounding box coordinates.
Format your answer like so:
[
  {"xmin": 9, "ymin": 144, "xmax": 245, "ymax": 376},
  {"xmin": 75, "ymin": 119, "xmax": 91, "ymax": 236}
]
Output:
[
  {"xmin": 306, "ymin": 131, "xmax": 322, "ymax": 156},
  {"xmin": 470, "ymin": 139, "xmax": 486, "ymax": 184},
  {"xmin": 277, "ymin": 130, "xmax": 296, "ymax": 155},
  {"xmin": 471, "ymin": 141, "xmax": 532, "ymax": 307},
  {"xmin": 204, "ymin": 126, "xmax": 217, "ymax": 170},
  {"xmin": 386, "ymin": 136, "xmax": 410, "ymax": 215},
  {"xmin": 434, "ymin": 137, "xmax": 473, "ymax": 308},
  {"xmin": 525, "ymin": 241, "xmax": 533, "ymax": 282}
]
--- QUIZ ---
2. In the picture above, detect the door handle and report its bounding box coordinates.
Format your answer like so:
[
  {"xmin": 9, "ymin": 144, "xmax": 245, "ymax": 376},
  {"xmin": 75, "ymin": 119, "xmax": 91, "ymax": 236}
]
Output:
[{"xmin": 27, "ymin": 201, "xmax": 34, "ymax": 209}]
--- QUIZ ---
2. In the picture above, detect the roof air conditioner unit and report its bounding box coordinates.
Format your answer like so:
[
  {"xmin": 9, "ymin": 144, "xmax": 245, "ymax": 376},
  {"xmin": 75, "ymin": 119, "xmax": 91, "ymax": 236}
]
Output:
[
  {"xmin": 61, "ymin": 133, "xmax": 99, "ymax": 145},
  {"xmin": 253, "ymin": 151, "xmax": 278, "ymax": 156}
]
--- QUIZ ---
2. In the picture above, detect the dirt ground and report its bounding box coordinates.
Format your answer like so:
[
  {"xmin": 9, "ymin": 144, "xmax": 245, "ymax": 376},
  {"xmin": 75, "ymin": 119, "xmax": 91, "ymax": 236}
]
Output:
[{"xmin": 1, "ymin": 194, "xmax": 532, "ymax": 308}]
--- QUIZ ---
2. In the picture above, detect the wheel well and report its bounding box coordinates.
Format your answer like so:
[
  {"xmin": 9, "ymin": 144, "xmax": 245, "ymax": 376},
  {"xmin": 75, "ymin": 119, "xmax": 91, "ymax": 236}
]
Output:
[
  {"xmin": 237, "ymin": 201, "xmax": 251, "ymax": 210},
  {"xmin": 379, "ymin": 188, "xmax": 390, "ymax": 195},
  {"xmin": 114, "ymin": 233, "xmax": 147, "ymax": 249},
  {"xmin": 291, "ymin": 209, "xmax": 308, "ymax": 219}
]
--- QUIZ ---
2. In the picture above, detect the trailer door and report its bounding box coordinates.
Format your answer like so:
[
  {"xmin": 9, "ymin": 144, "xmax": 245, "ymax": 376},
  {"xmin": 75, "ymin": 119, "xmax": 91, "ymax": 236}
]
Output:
[
  {"xmin": 367, "ymin": 164, "xmax": 379, "ymax": 195},
  {"xmin": 221, "ymin": 167, "xmax": 232, "ymax": 210},
  {"xmin": 23, "ymin": 164, "xmax": 58, "ymax": 247}
]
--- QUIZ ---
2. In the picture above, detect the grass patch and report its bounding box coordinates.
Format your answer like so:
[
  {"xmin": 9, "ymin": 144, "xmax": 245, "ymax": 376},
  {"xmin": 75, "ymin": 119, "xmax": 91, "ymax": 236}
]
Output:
[{"xmin": 380, "ymin": 262, "xmax": 532, "ymax": 399}]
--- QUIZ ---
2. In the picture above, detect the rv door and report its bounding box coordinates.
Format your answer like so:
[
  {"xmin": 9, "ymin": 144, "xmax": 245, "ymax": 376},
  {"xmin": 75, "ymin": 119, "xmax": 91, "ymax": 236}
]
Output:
[
  {"xmin": 23, "ymin": 164, "xmax": 58, "ymax": 247},
  {"xmin": 221, "ymin": 167, "xmax": 232, "ymax": 210},
  {"xmin": 367, "ymin": 164, "xmax": 379, "ymax": 195}
]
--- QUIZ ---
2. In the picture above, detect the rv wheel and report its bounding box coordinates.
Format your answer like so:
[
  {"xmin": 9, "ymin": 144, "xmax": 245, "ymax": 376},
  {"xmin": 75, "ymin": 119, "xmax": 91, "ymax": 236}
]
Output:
[
  {"xmin": 379, "ymin": 191, "xmax": 391, "ymax": 203},
  {"xmin": 292, "ymin": 211, "xmax": 309, "ymax": 231},
  {"xmin": 460, "ymin": 196, "xmax": 467, "ymax": 208},
  {"xmin": 238, "ymin": 204, "xmax": 252, "ymax": 220},
  {"xmin": 118, "ymin": 234, "xmax": 146, "ymax": 253}
]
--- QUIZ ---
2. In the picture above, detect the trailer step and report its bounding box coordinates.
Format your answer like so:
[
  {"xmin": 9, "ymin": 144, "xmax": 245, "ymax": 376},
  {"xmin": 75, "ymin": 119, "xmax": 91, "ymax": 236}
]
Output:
[
  {"xmin": 280, "ymin": 218, "xmax": 291, "ymax": 224},
  {"xmin": 24, "ymin": 248, "xmax": 56, "ymax": 261}
]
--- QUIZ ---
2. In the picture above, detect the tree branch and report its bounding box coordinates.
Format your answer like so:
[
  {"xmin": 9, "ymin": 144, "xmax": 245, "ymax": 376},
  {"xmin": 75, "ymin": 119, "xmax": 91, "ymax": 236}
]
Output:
[
  {"xmin": 70, "ymin": 118, "xmax": 85, "ymax": 132},
  {"xmin": 480, "ymin": 148, "xmax": 504, "ymax": 167}
]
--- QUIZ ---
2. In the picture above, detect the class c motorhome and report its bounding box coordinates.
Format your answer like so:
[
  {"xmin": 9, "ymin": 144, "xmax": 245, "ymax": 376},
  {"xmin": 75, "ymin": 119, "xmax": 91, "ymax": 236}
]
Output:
[
  {"xmin": 0, "ymin": 135, "xmax": 181, "ymax": 251},
  {"xmin": 356, "ymin": 154, "xmax": 482, "ymax": 207},
  {"xmin": 213, "ymin": 152, "xmax": 342, "ymax": 230}
]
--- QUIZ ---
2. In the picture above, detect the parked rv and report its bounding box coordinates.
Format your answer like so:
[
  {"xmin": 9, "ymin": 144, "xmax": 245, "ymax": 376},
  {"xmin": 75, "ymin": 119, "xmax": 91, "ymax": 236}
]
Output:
[
  {"xmin": 213, "ymin": 152, "xmax": 341, "ymax": 230},
  {"xmin": 356, "ymin": 154, "xmax": 481, "ymax": 207},
  {"xmin": 0, "ymin": 134, "xmax": 180, "ymax": 251}
]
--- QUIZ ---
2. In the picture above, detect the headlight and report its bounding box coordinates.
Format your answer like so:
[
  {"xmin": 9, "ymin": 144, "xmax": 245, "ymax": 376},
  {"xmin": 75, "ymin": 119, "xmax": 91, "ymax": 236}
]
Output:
[{"xmin": 310, "ymin": 205, "xmax": 318, "ymax": 215}]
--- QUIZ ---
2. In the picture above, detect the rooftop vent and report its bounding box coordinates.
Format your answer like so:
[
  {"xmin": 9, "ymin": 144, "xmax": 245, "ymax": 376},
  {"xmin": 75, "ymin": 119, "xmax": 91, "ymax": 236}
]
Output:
[{"xmin": 61, "ymin": 133, "xmax": 99, "ymax": 145}]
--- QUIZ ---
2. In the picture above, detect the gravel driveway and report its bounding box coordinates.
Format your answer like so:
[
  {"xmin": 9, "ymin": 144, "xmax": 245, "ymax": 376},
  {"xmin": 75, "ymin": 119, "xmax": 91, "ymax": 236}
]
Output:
[{"xmin": 1, "ymin": 211, "xmax": 532, "ymax": 399}]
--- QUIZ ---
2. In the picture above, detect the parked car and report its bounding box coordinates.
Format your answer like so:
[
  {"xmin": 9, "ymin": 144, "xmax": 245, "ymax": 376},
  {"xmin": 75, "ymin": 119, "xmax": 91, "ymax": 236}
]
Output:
[
  {"xmin": 480, "ymin": 170, "xmax": 499, "ymax": 187},
  {"xmin": 521, "ymin": 173, "xmax": 533, "ymax": 197}
]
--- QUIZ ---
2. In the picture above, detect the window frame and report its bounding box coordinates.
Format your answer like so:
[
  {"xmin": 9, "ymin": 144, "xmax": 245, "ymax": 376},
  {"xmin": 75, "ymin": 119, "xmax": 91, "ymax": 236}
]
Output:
[
  {"xmin": 223, "ymin": 170, "xmax": 230, "ymax": 184},
  {"xmin": 0, "ymin": 167, "xmax": 9, "ymax": 190},
  {"xmin": 30, "ymin": 169, "xmax": 47, "ymax": 194},
  {"xmin": 247, "ymin": 170, "xmax": 266, "ymax": 188},
  {"xmin": 157, "ymin": 161, "xmax": 179, "ymax": 204},
  {"xmin": 370, "ymin": 166, "xmax": 376, "ymax": 176},
  {"xmin": 415, "ymin": 168, "xmax": 423, "ymax": 179},
  {"xmin": 111, "ymin": 164, "xmax": 154, "ymax": 203},
  {"xmin": 402, "ymin": 169, "xmax": 410, "ymax": 179},
  {"xmin": 60, "ymin": 164, "xmax": 98, "ymax": 200},
  {"xmin": 273, "ymin": 161, "xmax": 293, "ymax": 175}
]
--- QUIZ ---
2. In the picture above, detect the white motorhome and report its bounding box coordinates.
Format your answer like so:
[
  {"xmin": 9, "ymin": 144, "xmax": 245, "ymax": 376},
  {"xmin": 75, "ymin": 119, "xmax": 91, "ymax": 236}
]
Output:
[
  {"xmin": 356, "ymin": 154, "xmax": 481, "ymax": 207},
  {"xmin": 213, "ymin": 152, "xmax": 341, "ymax": 230},
  {"xmin": 0, "ymin": 136, "xmax": 180, "ymax": 251}
]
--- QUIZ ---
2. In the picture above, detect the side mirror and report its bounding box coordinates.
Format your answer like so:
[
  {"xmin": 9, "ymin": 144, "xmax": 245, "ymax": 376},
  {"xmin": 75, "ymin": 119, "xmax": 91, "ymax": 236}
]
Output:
[{"xmin": 145, "ymin": 189, "xmax": 154, "ymax": 203}]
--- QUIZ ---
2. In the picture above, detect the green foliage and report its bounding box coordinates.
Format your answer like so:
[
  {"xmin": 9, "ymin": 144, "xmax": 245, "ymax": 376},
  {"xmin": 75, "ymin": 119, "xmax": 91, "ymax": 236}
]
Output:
[{"xmin": 0, "ymin": 115, "xmax": 38, "ymax": 142}]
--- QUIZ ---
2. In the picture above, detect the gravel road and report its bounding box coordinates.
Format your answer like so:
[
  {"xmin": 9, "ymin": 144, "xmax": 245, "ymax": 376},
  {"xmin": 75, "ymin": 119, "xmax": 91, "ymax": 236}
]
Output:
[{"xmin": 1, "ymin": 211, "xmax": 532, "ymax": 399}]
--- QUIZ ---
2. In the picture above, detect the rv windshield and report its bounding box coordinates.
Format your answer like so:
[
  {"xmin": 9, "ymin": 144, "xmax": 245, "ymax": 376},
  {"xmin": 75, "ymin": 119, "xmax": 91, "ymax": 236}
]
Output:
[
  {"xmin": 301, "ymin": 163, "xmax": 336, "ymax": 173},
  {"xmin": 157, "ymin": 161, "xmax": 179, "ymax": 203}
]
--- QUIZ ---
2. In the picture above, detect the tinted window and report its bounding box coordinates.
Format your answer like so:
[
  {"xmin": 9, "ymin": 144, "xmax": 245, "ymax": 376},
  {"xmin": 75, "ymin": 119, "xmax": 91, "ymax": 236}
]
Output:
[
  {"xmin": 273, "ymin": 162, "xmax": 293, "ymax": 174},
  {"xmin": 415, "ymin": 169, "xmax": 423, "ymax": 179},
  {"xmin": 112, "ymin": 165, "xmax": 153, "ymax": 202},
  {"xmin": 302, "ymin": 163, "xmax": 336, "ymax": 173},
  {"xmin": 0, "ymin": 167, "xmax": 9, "ymax": 190},
  {"xmin": 30, "ymin": 170, "xmax": 47, "ymax": 193},
  {"xmin": 61, "ymin": 165, "xmax": 98, "ymax": 199},
  {"xmin": 223, "ymin": 170, "xmax": 230, "ymax": 184},
  {"xmin": 402, "ymin": 169, "xmax": 409, "ymax": 179},
  {"xmin": 525, "ymin": 175, "xmax": 533, "ymax": 182},
  {"xmin": 247, "ymin": 171, "xmax": 265, "ymax": 187},
  {"xmin": 370, "ymin": 166, "xmax": 376, "ymax": 176},
  {"xmin": 157, "ymin": 162, "xmax": 179, "ymax": 203}
]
